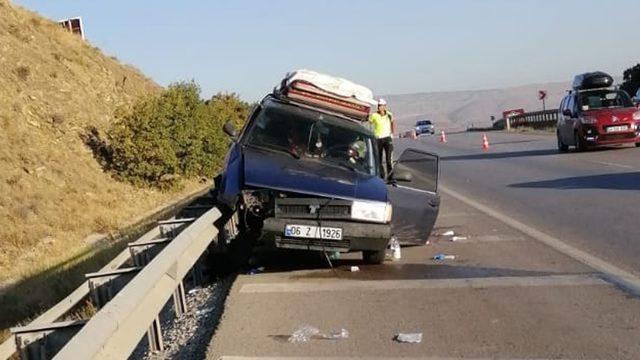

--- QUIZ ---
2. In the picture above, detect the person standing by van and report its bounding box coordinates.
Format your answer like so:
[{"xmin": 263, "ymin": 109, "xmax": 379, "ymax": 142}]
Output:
[{"xmin": 370, "ymin": 98, "xmax": 395, "ymax": 177}]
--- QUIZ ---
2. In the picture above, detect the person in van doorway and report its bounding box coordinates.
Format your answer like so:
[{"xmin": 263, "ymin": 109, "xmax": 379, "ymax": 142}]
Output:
[{"xmin": 370, "ymin": 98, "xmax": 395, "ymax": 177}]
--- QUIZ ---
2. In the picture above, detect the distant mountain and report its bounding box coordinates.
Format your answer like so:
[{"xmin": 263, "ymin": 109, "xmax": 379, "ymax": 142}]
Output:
[{"xmin": 383, "ymin": 79, "xmax": 619, "ymax": 131}]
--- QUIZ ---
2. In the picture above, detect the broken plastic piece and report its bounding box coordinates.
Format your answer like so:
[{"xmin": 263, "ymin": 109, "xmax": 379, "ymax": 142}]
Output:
[
  {"xmin": 325, "ymin": 328, "xmax": 349, "ymax": 340},
  {"xmin": 350, "ymin": 266, "xmax": 360, "ymax": 272},
  {"xmin": 395, "ymin": 332, "xmax": 422, "ymax": 343},
  {"xmin": 451, "ymin": 236, "xmax": 467, "ymax": 242},
  {"xmin": 288, "ymin": 325, "xmax": 349, "ymax": 343},
  {"xmin": 442, "ymin": 230, "xmax": 455, "ymax": 236},
  {"xmin": 433, "ymin": 254, "xmax": 456, "ymax": 261},
  {"xmin": 288, "ymin": 325, "xmax": 320, "ymax": 343},
  {"xmin": 390, "ymin": 237, "xmax": 401, "ymax": 260}
]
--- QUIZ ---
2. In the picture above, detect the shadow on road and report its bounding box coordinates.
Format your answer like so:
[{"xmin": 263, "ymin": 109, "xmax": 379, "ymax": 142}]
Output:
[
  {"xmin": 509, "ymin": 172, "xmax": 640, "ymax": 191},
  {"xmin": 489, "ymin": 139, "xmax": 542, "ymax": 146},
  {"xmin": 288, "ymin": 263, "xmax": 572, "ymax": 281},
  {"xmin": 442, "ymin": 149, "xmax": 559, "ymax": 161},
  {"xmin": 248, "ymin": 248, "xmax": 580, "ymax": 281}
]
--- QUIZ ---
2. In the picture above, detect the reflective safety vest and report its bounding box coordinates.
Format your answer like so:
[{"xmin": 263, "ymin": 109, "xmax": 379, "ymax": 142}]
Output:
[{"xmin": 370, "ymin": 111, "xmax": 393, "ymax": 139}]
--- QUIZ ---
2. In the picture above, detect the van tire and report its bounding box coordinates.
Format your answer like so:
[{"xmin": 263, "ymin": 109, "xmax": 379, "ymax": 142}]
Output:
[
  {"xmin": 363, "ymin": 249, "xmax": 385, "ymax": 264},
  {"xmin": 557, "ymin": 131, "xmax": 568, "ymax": 152}
]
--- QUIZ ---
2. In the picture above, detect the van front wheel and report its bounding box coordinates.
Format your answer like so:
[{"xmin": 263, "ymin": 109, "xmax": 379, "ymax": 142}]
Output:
[{"xmin": 363, "ymin": 249, "xmax": 385, "ymax": 264}]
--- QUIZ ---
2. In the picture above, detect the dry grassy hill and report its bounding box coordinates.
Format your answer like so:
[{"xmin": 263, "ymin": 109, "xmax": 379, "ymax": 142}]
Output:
[{"xmin": 0, "ymin": 0, "xmax": 203, "ymax": 285}]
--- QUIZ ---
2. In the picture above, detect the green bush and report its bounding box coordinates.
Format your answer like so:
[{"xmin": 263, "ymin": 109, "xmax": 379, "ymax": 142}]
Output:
[
  {"xmin": 621, "ymin": 63, "xmax": 640, "ymax": 97},
  {"xmin": 106, "ymin": 82, "xmax": 249, "ymax": 188}
]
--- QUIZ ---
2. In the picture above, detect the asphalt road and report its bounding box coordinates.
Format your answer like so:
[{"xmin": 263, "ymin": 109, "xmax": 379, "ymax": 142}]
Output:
[
  {"xmin": 404, "ymin": 131, "xmax": 640, "ymax": 278},
  {"xmin": 205, "ymin": 130, "xmax": 640, "ymax": 359},
  {"xmin": 207, "ymin": 191, "xmax": 640, "ymax": 359}
]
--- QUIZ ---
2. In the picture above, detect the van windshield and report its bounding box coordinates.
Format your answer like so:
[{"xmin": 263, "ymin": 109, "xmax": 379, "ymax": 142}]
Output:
[
  {"xmin": 578, "ymin": 90, "xmax": 633, "ymax": 110},
  {"xmin": 246, "ymin": 101, "xmax": 378, "ymax": 176}
]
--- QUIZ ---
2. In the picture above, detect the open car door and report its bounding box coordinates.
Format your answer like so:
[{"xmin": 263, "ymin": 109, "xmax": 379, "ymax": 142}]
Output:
[{"xmin": 387, "ymin": 149, "xmax": 440, "ymax": 245}]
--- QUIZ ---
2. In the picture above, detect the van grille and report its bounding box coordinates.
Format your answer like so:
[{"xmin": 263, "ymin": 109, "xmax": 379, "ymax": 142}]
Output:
[{"xmin": 275, "ymin": 198, "xmax": 351, "ymax": 219}]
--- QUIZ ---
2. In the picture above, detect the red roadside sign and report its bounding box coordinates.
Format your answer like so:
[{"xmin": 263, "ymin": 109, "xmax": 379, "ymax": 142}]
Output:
[{"xmin": 538, "ymin": 90, "xmax": 547, "ymax": 100}]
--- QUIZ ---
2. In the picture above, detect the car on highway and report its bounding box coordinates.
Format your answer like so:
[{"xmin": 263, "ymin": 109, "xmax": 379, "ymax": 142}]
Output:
[
  {"xmin": 557, "ymin": 71, "xmax": 640, "ymax": 152},
  {"xmin": 214, "ymin": 70, "xmax": 440, "ymax": 264},
  {"xmin": 415, "ymin": 120, "xmax": 435, "ymax": 135}
]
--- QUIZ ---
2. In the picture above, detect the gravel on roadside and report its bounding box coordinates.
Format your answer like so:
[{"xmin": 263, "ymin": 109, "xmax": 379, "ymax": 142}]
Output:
[{"xmin": 130, "ymin": 275, "xmax": 235, "ymax": 360}]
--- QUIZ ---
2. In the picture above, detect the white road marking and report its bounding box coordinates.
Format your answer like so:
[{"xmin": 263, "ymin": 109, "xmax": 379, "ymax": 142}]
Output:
[
  {"xmin": 584, "ymin": 160, "xmax": 634, "ymax": 169},
  {"xmin": 454, "ymin": 235, "xmax": 526, "ymax": 243},
  {"xmin": 440, "ymin": 185, "xmax": 640, "ymax": 297},
  {"xmin": 239, "ymin": 274, "xmax": 605, "ymax": 294}
]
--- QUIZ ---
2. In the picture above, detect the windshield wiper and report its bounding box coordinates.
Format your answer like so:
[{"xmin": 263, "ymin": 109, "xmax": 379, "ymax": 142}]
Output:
[{"xmin": 246, "ymin": 143, "xmax": 300, "ymax": 159}]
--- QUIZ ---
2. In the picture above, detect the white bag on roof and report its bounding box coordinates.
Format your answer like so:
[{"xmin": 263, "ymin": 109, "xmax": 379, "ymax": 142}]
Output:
[{"xmin": 281, "ymin": 69, "xmax": 376, "ymax": 106}]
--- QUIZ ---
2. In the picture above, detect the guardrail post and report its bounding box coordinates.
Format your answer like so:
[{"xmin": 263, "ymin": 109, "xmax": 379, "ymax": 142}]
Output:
[
  {"xmin": 173, "ymin": 283, "xmax": 188, "ymax": 317},
  {"xmin": 147, "ymin": 317, "xmax": 164, "ymax": 352}
]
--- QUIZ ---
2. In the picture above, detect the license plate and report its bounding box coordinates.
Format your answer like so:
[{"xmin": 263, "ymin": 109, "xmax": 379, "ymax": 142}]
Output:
[
  {"xmin": 284, "ymin": 225, "xmax": 343, "ymax": 240},
  {"xmin": 606, "ymin": 125, "xmax": 629, "ymax": 133}
]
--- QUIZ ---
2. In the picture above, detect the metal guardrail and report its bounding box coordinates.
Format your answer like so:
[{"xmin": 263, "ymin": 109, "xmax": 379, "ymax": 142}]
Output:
[
  {"xmin": 0, "ymin": 187, "xmax": 212, "ymax": 360},
  {"xmin": 508, "ymin": 109, "xmax": 558, "ymax": 129},
  {"xmin": 53, "ymin": 207, "xmax": 220, "ymax": 359},
  {"xmin": 2, "ymin": 188, "xmax": 219, "ymax": 360}
]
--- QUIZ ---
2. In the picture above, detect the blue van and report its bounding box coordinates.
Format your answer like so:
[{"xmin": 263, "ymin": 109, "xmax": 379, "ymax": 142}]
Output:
[{"xmin": 215, "ymin": 92, "xmax": 440, "ymax": 264}]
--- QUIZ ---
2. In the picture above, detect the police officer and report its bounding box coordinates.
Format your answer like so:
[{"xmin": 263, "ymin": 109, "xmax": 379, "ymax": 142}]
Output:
[{"xmin": 370, "ymin": 98, "xmax": 395, "ymax": 177}]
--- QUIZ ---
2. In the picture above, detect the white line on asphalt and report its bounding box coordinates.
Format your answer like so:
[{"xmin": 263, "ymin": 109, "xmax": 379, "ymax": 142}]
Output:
[
  {"xmin": 456, "ymin": 235, "xmax": 526, "ymax": 243},
  {"xmin": 239, "ymin": 274, "xmax": 605, "ymax": 294},
  {"xmin": 440, "ymin": 185, "xmax": 640, "ymax": 297},
  {"xmin": 584, "ymin": 159, "xmax": 634, "ymax": 169}
]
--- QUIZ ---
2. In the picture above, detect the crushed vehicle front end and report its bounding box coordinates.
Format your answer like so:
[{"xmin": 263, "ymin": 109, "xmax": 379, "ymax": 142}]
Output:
[{"xmin": 246, "ymin": 190, "xmax": 391, "ymax": 254}]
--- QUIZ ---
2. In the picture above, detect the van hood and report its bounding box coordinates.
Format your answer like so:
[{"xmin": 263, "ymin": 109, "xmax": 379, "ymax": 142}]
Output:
[{"xmin": 242, "ymin": 147, "xmax": 387, "ymax": 202}]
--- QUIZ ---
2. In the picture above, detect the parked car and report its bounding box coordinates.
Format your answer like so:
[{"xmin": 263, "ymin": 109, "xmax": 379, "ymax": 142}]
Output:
[
  {"xmin": 557, "ymin": 71, "xmax": 640, "ymax": 152},
  {"xmin": 415, "ymin": 120, "xmax": 435, "ymax": 135},
  {"xmin": 214, "ymin": 70, "xmax": 440, "ymax": 264}
]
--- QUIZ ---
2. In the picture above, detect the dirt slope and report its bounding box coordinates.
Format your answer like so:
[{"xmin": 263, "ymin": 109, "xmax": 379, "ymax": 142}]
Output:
[{"xmin": 0, "ymin": 0, "xmax": 202, "ymax": 283}]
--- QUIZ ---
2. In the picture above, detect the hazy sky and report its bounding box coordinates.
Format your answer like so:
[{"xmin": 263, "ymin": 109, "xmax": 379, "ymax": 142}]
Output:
[{"xmin": 15, "ymin": 0, "xmax": 640, "ymax": 100}]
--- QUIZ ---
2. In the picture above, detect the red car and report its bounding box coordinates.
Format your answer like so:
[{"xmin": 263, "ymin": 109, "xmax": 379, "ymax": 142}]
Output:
[{"xmin": 557, "ymin": 72, "xmax": 640, "ymax": 152}]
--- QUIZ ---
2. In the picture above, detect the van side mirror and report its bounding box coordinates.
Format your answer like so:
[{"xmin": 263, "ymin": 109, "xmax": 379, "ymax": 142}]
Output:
[
  {"xmin": 223, "ymin": 120, "xmax": 237, "ymax": 139},
  {"xmin": 562, "ymin": 109, "xmax": 572, "ymax": 117}
]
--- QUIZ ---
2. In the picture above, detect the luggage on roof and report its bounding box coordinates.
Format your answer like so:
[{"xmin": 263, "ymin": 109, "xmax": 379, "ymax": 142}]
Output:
[
  {"xmin": 572, "ymin": 71, "xmax": 614, "ymax": 91},
  {"xmin": 275, "ymin": 69, "xmax": 376, "ymax": 120}
]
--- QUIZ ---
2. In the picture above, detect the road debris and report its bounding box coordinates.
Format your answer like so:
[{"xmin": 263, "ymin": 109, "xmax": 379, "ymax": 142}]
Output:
[
  {"xmin": 350, "ymin": 266, "xmax": 360, "ymax": 272},
  {"xmin": 196, "ymin": 307, "xmax": 214, "ymax": 316},
  {"xmin": 451, "ymin": 236, "xmax": 468, "ymax": 242},
  {"xmin": 247, "ymin": 266, "xmax": 265, "ymax": 275},
  {"xmin": 441, "ymin": 230, "xmax": 455, "ymax": 236},
  {"xmin": 325, "ymin": 328, "xmax": 349, "ymax": 340},
  {"xmin": 390, "ymin": 236, "xmax": 401, "ymax": 260},
  {"xmin": 433, "ymin": 254, "xmax": 456, "ymax": 261},
  {"xmin": 394, "ymin": 332, "xmax": 422, "ymax": 343},
  {"xmin": 288, "ymin": 325, "xmax": 350, "ymax": 343}
]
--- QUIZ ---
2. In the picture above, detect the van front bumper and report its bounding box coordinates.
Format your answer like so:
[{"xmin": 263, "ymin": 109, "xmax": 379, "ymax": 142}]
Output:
[{"xmin": 261, "ymin": 218, "xmax": 391, "ymax": 252}]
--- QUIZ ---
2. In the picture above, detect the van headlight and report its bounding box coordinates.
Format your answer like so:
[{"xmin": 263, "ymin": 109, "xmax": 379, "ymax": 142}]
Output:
[{"xmin": 351, "ymin": 200, "xmax": 392, "ymax": 223}]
